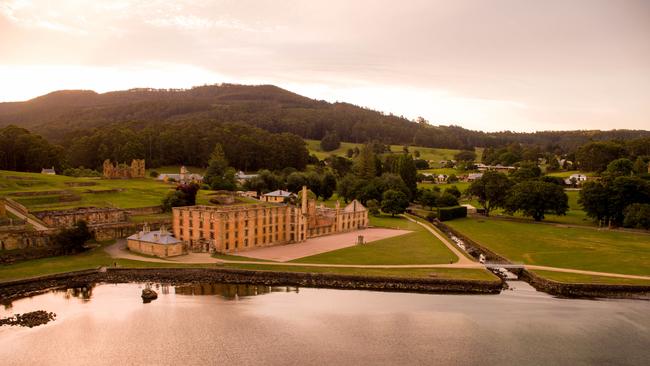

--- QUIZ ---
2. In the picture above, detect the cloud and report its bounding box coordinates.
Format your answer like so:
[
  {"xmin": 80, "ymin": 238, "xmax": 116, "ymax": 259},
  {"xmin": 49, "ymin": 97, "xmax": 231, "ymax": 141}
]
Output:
[{"xmin": 0, "ymin": 0, "xmax": 648, "ymax": 131}]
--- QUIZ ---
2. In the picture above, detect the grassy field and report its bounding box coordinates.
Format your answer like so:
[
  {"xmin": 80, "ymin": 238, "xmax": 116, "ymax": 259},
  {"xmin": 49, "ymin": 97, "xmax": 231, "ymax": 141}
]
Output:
[
  {"xmin": 0, "ymin": 241, "xmax": 217, "ymax": 282},
  {"xmin": 291, "ymin": 215, "xmax": 458, "ymax": 265},
  {"xmin": 0, "ymin": 170, "xmax": 174, "ymax": 211},
  {"xmin": 222, "ymin": 263, "xmax": 499, "ymax": 281},
  {"xmin": 305, "ymin": 139, "xmax": 464, "ymax": 162},
  {"xmin": 446, "ymin": 218, "xmax": 650, "ymax": 276},
  {"xmin": 531, "ymin": 270, "xmax": 650, "ymax": 286},
  {"xmin": 546, "ymin": 170, "xmax": 594, "ymax": 178},
  {"xmin": 0, "ymin": 169, "xmax": 222, "ymax": 212},
  {"xmin": 0, "ymin": 239, "xmax": 497, "ymax": 282},
  {"xmin": 418, "ymin": 181, "xmax": 470, "ymax": 193}
]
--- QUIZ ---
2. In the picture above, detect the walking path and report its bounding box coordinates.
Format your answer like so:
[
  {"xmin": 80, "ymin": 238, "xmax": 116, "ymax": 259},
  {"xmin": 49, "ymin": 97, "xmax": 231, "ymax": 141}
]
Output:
[
  {"xmin": 403, "ymin": 215, "xmax": 474, "ymax": 265},
  {"xmin": 4, "ymin": 205, "xmax": 49, "ymax": 231}
]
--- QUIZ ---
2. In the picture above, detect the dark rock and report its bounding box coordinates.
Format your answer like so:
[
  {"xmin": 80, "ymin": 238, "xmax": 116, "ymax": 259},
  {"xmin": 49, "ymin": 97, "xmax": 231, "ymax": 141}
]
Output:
[{"xmin": 141, "ymin": 288, "xmax": 158, "ymax": 303}]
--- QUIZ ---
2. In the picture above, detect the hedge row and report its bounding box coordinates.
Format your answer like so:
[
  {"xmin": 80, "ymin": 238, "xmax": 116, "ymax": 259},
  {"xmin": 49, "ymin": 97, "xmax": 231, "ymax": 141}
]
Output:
[{"xmin": 437, "ymin": 206, "xmax": 467, "ymax": 221}]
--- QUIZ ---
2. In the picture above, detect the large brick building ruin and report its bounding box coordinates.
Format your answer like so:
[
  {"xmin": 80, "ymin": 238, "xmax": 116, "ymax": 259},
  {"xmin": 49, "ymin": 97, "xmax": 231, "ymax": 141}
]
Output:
[
  {"xmin": 103, "ymin": 159, "xmax": 145, "ymax": 179},
  {"xmin": 173, "ymin": 186, "xmax": 368, "ymax": 254}
]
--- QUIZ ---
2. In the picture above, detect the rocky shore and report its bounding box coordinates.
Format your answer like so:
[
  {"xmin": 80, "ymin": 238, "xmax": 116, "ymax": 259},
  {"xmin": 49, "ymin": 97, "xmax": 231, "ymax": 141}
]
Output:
[
  {"xmin": 0, "ymin": 267, "xmax": 504, "ymax": 302},
  {"xmin": 0, "ymin": 310, "xmax": 56, "ymax": 327}
]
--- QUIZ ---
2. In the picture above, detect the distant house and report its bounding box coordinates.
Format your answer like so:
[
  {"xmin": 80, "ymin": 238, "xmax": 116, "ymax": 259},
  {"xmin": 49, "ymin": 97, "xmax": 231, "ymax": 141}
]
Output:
[
  {"xmin": 261, "ymin": 190, "xmax": 295, "ymax": 203},
  {"xmin": 564, "ymin": 174, "xmax": 588, "ymax": 186},
  {"xmin": 235, "ymin": 171, "xmax": 259, "ymax": 184},
  {"xmin": 466, "ymin": 173, "xmax": 483, "ymax": 182},
  {"xmin": 127, "ymin": 224, "xmax": 184, "ymax": 258},
  {"xmin": 41, "ymin": 167, "xmax": 56, "ymax": 175},
  {"xmin": 435, "ymin": 174, "xmax": 448, "ymax": 183},
  {"xmin": 158, "ymin": 166, "xmax": 203, "ymax": 184}
]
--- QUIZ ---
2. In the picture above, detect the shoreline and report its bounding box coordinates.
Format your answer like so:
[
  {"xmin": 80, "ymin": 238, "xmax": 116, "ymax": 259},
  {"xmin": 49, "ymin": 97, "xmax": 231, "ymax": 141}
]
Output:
[
  {"xmin": 2, "ymin": 266, "xmax": 649, "ymax": 303},
  {"xmin": 0, "ymin": 267, "xmax": 504, "ymax": 302}
]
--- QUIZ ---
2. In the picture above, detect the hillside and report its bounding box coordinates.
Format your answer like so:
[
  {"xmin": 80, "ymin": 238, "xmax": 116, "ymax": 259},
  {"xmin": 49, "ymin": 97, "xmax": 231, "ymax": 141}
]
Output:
[{"xmin": 1, "ymin": 84, "xmax": 649, "ymax": 151}]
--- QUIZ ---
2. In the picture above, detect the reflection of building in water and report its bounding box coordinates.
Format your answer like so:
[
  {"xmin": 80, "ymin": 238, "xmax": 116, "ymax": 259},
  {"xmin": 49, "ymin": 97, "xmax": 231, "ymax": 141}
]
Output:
[
  {"xmin": 62, "ymin": 284, "xmax": 95, "ymax": 301},
  {"xmin": 174, "ymin": 283, "xmax": 298, "ymax": 299}
]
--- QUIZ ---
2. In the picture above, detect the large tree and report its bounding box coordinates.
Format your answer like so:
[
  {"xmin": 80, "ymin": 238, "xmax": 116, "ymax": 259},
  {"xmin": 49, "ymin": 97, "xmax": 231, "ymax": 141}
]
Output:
[
  {"xmin": 505, "ymin": 181, "xmax": 568, "ymax": 221},
  {"xmin": 576, "ymin": 141, "xmax": 626, "ymax": 172},
  {"xmin": 381, "ymin": 189, "xmax": 409, "ymax": 217},
  {"xmin": 320, "ymin": 132, "xmax": 341, "ymax": 152},
  {"xmin": 467, "ymin": 171, "xmax": 513, "ymax": 216}
]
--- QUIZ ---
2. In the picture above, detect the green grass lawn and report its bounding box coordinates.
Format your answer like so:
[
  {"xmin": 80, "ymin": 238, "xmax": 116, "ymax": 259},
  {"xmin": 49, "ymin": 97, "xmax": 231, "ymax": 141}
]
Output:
[
  {"xmin": 222, "ymin": 263, "xmax": 499, "ymax": 281},
  {"xmin": 546, "ymin": 170, "xmax": 594, "ymax": 178},
  {"xmin": 291, "ymin": 215, "xmax": 458, "ymax": 265},
  {"xmin": 531, "ymin": 270, "xmax": 650, "ymax": 286},
  {"xmin": 418, "ymin": 181, "xmax": 470, "ymax": 193},
  {"xmin": 0, "ymin": 169, "xmax": 226, "ymax": 212},
  {"xmin": 479, "ymin": 189, "xmax": 595, "ymax": 227},
  {"xmin": 0, "ymin": 241, "xmax": 216, "ymax": 282},
  {"xmin": 0, "ymin": 239, "xmax": 496, "ymax": 283},
  {"xmin": 305, "ymin": 139, "xmax": 465, "ymax": 162},
  {"xmin": 446, "ymin": 218, "xmax": 650, "ymax": 276}
]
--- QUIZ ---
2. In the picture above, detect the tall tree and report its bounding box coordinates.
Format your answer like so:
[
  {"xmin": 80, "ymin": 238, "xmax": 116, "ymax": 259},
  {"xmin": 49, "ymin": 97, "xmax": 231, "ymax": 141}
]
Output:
[
  {"xmin": 353, "ymin": 146, "xmax": 377, "ymax": 180},
  {"xmin": 397, "ymin": 154, "xmax": 418, "ymax": 198},
  {"xmin": 381, "ymin": 189, "xmax": 409, "ymax": 217},
  {"xmin": 505, "ymin": 181, "xmax": 568, "ymax": 221},
  {"xmin": 467, "ymin": 171, "xmax": 513, "ymax": 216}
]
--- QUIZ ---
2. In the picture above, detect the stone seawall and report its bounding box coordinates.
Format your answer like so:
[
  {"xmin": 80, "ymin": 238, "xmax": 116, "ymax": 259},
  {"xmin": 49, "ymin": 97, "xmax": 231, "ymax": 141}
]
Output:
[
  {"xmin": 0, "ymin": 267, "xmax": 504, "ymax": 302},
  {"xmin": 519, "ymin": 269, "xmax": 650, "ymax": 299},
  {"xmin": 432, "ymin": 220, "xmax": 511, "ymax": 263}
]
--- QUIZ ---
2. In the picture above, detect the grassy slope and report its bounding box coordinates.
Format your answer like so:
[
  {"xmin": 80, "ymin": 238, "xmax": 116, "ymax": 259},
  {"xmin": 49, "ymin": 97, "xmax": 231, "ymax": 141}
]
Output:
[
  {"xmin": 446, "ymin": 218, "xmax": 650, "ymax": 276},
  {"xmin": 292, "ymin": 215, "xmax": 458, "ymax": 265},
  {"xmin": 0, "ymin": 241, "xmax": 215, "ymax": 282},
  {"xmin": 305, "ymin": 139, "xmax": 463, "ymax": 162},
  {"xmin": 0, "ymin": 169, "xmax": 220, "ymax": 212}
]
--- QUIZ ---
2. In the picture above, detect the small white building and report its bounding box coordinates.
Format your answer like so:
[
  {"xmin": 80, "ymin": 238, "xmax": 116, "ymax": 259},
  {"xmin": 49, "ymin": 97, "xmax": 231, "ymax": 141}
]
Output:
[
  {"xmin": 235, "ymin": 171, "xmax": 259, "ymax": 184},
  {"xmin": 466, "ymin": 173, "xmax": 483, "ymax": 182},
  {"xmin": 41, "ymin": 167, "xmax": 56, "ymax": 175},
  {"xmin": 127, "ymin": 224, "xmax": 184, "ymax": 258},
  {"xmin": 564, "ymin": 174, "xmax": 588, "ymax": 186}
]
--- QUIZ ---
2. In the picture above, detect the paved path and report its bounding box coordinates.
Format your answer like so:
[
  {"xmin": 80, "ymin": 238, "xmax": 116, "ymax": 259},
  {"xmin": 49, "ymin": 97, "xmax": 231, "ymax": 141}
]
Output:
[
  {"xmin": 403, "ymin": 215, "xmax": 474, "ymax": 265},
  {"xmin": 525, "ymin": 265, "xmax": 650, "ymax": 281},
  {"xmin": 4, "ymin": 205, "xmax": 49, "ymax": 231},
  {"xmin": 237, "ymin": 228, "xmax": 410, "ymax": 262}
]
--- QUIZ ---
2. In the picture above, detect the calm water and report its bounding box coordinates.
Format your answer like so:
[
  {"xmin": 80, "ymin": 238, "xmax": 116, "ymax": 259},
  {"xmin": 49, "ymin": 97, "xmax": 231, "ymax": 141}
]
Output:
[{"xmin": 1, "ymin": 281, "xmax": 649, "ymax": 365}]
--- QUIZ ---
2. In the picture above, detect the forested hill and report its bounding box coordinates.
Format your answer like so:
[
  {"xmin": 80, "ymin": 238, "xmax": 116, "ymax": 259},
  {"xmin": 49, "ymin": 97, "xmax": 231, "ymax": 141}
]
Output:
[{"xmin": 1, "ymin": 83, "xmax": 648, "ymax": 150}]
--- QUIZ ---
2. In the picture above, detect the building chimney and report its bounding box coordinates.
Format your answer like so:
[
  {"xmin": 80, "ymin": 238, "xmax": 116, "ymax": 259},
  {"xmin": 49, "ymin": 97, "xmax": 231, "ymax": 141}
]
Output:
[{"xmin": 301, "ymin": 185, "xmax": 308, "ymax": 213}]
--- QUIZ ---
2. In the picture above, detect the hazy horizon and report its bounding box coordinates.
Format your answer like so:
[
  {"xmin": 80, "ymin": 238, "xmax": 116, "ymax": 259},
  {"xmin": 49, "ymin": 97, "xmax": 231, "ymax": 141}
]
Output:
[{"xmin": 1, "ymin": 0, "xmax": 648, "ymax": 132}]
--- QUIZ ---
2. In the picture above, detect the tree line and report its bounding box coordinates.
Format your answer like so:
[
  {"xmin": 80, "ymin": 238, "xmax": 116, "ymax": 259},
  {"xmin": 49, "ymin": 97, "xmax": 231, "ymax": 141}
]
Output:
[
  {"xmin": 0, "ymin": 122, "xmax": 310, "ymax": 173},
  {"xmin": 3, "ymin": 84, "xmax": 649, "ymax": 153}
]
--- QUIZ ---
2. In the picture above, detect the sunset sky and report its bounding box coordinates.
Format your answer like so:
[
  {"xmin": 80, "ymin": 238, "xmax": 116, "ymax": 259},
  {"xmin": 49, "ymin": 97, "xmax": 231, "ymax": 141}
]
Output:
[{"xmin": 0, "ymin": 0, "xmax": 648, "ymax": 132}]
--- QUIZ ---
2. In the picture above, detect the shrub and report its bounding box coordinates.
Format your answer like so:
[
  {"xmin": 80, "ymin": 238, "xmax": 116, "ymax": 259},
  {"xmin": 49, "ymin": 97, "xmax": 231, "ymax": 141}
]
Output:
[
  {"xmin": 437, "ymin": 206, "xmax": 467, "ymax": 221},
  {"xmin": 436, "ymin": 192, "xmax": 459, "ymax": 207},
  {"xmin": 623, "ymin": 203, "xmax": 650, "ymax": 229},
  {"xmin": 149, "ymin": 170, "xmax": 159, "ymax": 178}
]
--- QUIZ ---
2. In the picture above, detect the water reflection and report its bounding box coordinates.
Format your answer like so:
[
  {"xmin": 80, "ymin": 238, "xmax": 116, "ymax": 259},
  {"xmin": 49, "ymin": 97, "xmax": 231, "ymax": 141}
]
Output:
[
  {"xmin": 174, "ymin": 283, "xmax": 299, "ymax": 300},
  {"xmin": 60, "ymin": 283, "xmax": 95, "ymax": 301}
]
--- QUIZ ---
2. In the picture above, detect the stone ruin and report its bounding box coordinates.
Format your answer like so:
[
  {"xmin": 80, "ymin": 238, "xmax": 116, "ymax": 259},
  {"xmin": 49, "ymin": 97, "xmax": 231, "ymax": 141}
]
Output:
[{"xmin": 102, "ymin": 159, "xmax": 145, "ymax": 179}]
